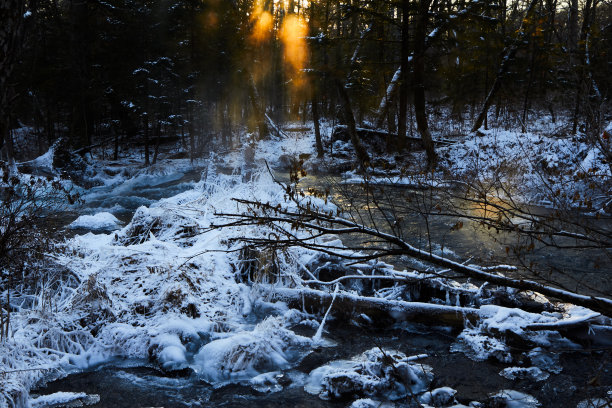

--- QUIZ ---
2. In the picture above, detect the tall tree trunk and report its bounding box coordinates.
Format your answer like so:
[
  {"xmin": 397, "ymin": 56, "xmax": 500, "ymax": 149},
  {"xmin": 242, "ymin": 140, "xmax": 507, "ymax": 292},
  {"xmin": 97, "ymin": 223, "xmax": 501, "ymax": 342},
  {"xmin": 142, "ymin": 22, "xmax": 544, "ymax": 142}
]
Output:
[
  {"xmin": 376, "ymin": 66, "xmax": 401, "ymax": 130},
  {"xmin": 397, "ymin": 0, "xmax": 410, "ymax": 152},
  {"xmin": 335, "ymin": 80, "xmax": 370, "ymax": 167},
  {"xmin": 0, "ymin": 0, "xmax": 26, "ymax": 164},
  {"xmin": 152, "ymin": 120, "xmax": 161, "ymax": 165},
  {"xmin": 248, "ymin": 74, "xmax": 268, "ymax": 140},
  {"xmin": 413, "ymin": 0, "xmax": 437, "ymax": 167},
  {"xmin": 144, "ymin": 116, "xmax": 150, "ymax": 166},
  {"xmin": 471, "ymin": 0, "xmax": 540, "ymax": 132},
  {"xmin": 312, "ymin": 95, "xmax": 324, "ymax": 158},
  {"xmin": 571, "ymin": 0, "xmax": 594, "ymax": 135},
  {"xmin": 568, "ymin": 0, "xmax": 578, "ymax": 54}
]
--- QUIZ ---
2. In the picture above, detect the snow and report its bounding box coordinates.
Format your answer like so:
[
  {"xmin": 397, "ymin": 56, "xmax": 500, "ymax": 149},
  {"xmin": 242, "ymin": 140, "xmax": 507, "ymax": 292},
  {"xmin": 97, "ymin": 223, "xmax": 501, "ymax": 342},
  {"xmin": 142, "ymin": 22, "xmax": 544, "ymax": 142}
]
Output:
[
  {"xmin": 489, "ymin": 390, "xmax": 540, "ymax": 408},
  {"xmin": 30, "ymin": 392, "xmax": 87, "ymax": 407},
  {"xmin": 249, "ymin": 371, "xmax": 283, "ymax": 393},
  {"xmin": 350, "ymin": 399, "xmax": 395, "ymax": 408},
  {"xmin": 25, "ymin": 147, "xmax": 55, "ymax": 172},
  {"xmin": 305, "ymin": 348, "xmax": 431, "ymax": 401},
  {"xmin": 419, "ymin": 387, "xmax": 457, "ymax": 406},
  {"xmin": 499, "ymin": 366, "xmax": 549, "ymax": 381},
  {"xmin": 2, "ymin": 118, "xmax": 610, "ymax": 405},
  {"xmin": 69, "ymin": 212, "xmax": 121, "ymax": 230},
  {"xmin": 193, "ymin": 317, "xmax": 311, "ymax": 383}
]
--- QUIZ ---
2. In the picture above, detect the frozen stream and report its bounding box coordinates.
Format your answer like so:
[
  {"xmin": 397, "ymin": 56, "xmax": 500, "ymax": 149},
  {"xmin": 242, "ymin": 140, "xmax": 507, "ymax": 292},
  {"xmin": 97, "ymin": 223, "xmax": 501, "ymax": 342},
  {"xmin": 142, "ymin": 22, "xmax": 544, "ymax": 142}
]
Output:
[{"xmin": 29, "ymin": 161, "xmax": 611, "ymax": 408}]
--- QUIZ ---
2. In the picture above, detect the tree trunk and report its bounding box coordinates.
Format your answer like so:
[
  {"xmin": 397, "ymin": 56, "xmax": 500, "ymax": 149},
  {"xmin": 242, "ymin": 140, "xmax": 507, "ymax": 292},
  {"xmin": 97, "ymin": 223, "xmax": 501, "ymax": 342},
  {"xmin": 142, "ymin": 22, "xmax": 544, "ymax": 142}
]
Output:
[
  {"xmin": 413, "ymin": 0, "xmax": 437, "ymax": 167},
  {"xmin": 376, "ymin": 66, "xmax": 401, "ymax": 129},
  {"xmin": 335, "ymin": 80, "xmax": 370, "ymax": 167},
  {"xmin": 397, "ymin": 0, "xmax": 410, "ymax": 152},
  {"xmin": 0, "ymin": 0, "xmax": 26, "ymax": 157},
  {"xmin": 568, "ymin": 0, "xmax": 578, "ymax": 54},
  {"xmin": 267, "ymin": 287, "xmax": 480, "ymax": 328},
  {"xmin": 571, "ymin": 0, "xmax": 594, "ymax": 135},
  {"xmin": 471, "ymin": 0, "xmax": 540, "ymax": 132},
  {"xmin": 152, "ymin": 120, "xmax": 161, "ymax": 165},
  {"xmin": 144, "ymin": 116, "xmax": 150, "ymax": 166},
  {"xmin": 312, "ymin": 95, "xmax": 324, "ymax": 158},
  {"xmin": 248, "ymin": 74, "xmax": 268, "ymax": 140}
]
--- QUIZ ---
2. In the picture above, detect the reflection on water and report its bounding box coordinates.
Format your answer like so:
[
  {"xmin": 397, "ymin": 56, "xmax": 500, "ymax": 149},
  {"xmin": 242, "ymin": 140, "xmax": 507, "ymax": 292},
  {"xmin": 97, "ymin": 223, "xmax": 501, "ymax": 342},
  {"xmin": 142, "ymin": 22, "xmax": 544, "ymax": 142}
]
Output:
[{"xmin": 288, "ymin": 173, "xmax": 612, "ymax": 297}]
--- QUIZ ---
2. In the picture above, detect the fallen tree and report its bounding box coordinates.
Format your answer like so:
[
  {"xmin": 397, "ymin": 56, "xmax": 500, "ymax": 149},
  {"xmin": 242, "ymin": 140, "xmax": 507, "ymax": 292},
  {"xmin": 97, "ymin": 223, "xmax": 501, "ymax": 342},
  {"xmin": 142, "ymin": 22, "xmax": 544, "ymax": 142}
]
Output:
[{"xmin": 214, "ymin": 175, "xmax": 612, "ymax": 317}]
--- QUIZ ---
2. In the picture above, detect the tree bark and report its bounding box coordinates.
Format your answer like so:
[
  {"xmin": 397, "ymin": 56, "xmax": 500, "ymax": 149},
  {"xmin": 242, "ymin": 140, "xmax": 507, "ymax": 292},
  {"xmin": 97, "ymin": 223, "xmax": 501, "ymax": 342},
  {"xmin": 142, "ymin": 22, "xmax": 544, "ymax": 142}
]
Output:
[
  {"xmin": 471, "ymin": 0, "xmax": 540, "ymax": 132},
  {"xmin": 397, "ymin": 0, "xmax": 410, "ymax": 152},
  {"xmin": 248, "ymin": 74, "xmax": 268, "ymax": 140},
  {"xmin": 413, "ymin": 0, "xmax": 437, "ymax": 167},
  {"xmin": 376, "ymin": 66, "xmax": 401, "ymax": 130},
  {"xmin": 267, "ymin": 286, "xmax": 481, "ymax": 328},
  {"xmin": 0, "ymin": 0, "xmax": 26, "ymax": 162},
  {"xmin": 335, "ymin": 80, "xmax": 370, "ymax": 167},
  {"xmin": 312, "ymin": 95, "xmax": 324, "ymax": 158}
]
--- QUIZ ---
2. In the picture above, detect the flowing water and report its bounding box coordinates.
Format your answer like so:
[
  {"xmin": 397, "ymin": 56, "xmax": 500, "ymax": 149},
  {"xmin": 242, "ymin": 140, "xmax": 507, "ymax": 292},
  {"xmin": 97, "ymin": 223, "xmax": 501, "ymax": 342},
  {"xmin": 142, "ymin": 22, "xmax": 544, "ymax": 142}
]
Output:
[{"xmin": 31, "ymin": 160, "xmax": 612, "ymax": 407}]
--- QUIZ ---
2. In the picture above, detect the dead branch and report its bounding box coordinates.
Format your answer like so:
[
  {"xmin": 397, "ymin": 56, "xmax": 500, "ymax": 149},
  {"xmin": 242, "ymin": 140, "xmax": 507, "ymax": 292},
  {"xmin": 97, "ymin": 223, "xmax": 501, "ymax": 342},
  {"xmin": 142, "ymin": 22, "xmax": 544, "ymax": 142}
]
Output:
[{"xmin": 216, "ymin": 197, "xmax": 612, "ymax": 317}]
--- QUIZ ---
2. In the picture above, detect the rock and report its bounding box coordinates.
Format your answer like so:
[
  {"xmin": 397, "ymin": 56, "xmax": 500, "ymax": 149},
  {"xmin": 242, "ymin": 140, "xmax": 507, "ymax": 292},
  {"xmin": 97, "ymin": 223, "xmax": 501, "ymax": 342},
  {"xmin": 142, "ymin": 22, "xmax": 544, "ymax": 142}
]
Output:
[
  {"xmin": 487, "ymin": 390, "xmax": 540, "ymax": 408},
  {"xmin": 498, "ymin": 367, "xmax": 549, "ymax": 381},
  {"xmin": 30, "ymin": 392, "xmax": 100, "ymax": 407},
  {"xmin": 305, "ymin": 348, "xmax": 432, "ymax": 401}
]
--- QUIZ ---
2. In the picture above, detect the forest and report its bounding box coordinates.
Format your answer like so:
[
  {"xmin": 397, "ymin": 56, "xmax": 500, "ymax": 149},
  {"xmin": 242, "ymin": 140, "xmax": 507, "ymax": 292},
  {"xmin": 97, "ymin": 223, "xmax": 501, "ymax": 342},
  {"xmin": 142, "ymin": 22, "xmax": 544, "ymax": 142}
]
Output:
[{"xmin": 0, "ymin": 0, "xmax": 611, "ymax": 407}]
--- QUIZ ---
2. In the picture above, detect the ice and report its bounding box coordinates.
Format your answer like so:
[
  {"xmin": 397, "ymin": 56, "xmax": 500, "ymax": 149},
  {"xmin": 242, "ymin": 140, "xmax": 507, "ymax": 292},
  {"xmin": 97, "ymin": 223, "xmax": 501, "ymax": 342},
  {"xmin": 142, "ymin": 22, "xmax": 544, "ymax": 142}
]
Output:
[
  {"xmin": 193, "ymin": 317, "xmax": 311, "ymax": 383},
  {"xmin": 420, "ymin": 387, "xmax": 458, "ymax": 406},
  {"xmin": 150, "ymin": 333, "xmax": 188, "ymax": 371},
  {"xmin": 350, "ymin": 398, "xmax": 395, "ymax": 408},
  {"xmin": 29, "ymin": 392, "xmax": 91, "ymax": 407},
  {"xmin": 488, "ymin": 390, "xmax": 540, "ymax": 408},
  {"xmin": 249, "ymin": 371, "xmax": 283, "ymax": 393},
  {"xmin": 69, "ymin": 212, "xmax": 121, "ymax": 230},
  {"xmin": 451, "ymin": 328, "xmax": 512, "ymax": 363},
  {"xmin": 305, "ymin": 348, "xmax": 431, "ymax": 401},
  {"xmin": 527, "ymin": 348, "xmax": 562, "ymax": 374},
  {"xmin": 577, "ymin": 397, "xmax": 612, "ymax": 408},
  {"xmin": 451, "ymin": 305, "xmax": 570, "ymax": 363},
  {"xmin": 499, "ymin": 367, "xmax": 549, "ymax": 381}
]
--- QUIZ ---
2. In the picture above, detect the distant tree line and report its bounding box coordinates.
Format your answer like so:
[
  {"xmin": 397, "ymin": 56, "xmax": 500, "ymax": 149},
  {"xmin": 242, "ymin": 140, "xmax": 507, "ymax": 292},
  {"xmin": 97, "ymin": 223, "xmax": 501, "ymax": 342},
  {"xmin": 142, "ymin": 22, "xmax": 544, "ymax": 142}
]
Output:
[{"xmin": 0, "ymin": 0, "xmax": 610, "ymax": 167}]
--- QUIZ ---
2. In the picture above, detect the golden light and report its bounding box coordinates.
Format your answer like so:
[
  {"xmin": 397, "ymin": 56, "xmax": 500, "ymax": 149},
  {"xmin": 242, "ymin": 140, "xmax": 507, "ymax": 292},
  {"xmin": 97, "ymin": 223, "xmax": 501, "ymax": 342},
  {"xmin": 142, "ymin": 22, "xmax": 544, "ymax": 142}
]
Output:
[
  {"xmin": 280, "ymin": 14, "xmax": 308, "ymax": 90},
  {"xmin": 251, "ymin": 11, "xmax": 274, "ymax": 43}
]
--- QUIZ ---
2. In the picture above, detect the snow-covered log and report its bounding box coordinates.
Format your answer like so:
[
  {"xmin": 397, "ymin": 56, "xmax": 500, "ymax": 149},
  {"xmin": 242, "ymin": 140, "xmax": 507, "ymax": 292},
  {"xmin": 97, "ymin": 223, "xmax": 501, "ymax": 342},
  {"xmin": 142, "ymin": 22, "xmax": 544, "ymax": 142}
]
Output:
[
  {"xmin": 263, "ymin": 286, "xmax": 481, "ymax": 327},
  {"xmin": 220, "ymin": 199, "xmax": 612, "ymax": 317}
]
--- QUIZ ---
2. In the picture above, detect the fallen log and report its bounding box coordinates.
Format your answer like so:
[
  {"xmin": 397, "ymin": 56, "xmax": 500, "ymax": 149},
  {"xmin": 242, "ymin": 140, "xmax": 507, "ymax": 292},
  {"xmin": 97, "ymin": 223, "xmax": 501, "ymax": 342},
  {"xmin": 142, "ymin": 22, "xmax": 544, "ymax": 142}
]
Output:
[
  {"xmin": 263, "ymin": 286, "xmax": 481, "ymax": 328},
  {"xmin": 221, "ymin": 199, "xmax": 612, "ymax": 318},
  {"xmin": 332, "ymin": 125, "xmax": 454, "ymax": 150},
  {"xmin": 525, "ymin": 311, "xmax": 601, "ymax": 331}
]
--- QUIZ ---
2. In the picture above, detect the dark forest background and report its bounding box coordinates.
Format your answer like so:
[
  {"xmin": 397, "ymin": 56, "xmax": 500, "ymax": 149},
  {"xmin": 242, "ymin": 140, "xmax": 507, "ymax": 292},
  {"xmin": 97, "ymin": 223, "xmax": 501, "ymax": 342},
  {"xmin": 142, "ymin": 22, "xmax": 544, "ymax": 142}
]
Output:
[{"xmin": 1, "ymin": 0, "xmax": 611, "ymax": 166}]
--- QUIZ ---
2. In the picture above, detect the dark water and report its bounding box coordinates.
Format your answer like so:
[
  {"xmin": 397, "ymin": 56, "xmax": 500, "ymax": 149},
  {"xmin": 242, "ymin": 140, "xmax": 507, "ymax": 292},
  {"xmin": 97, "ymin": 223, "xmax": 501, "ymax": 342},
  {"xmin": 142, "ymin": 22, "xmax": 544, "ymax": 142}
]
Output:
[
  {"xmin": 34, "ymin": 324, "xmax": 612, "ymax": 407},
  {"xmin": 291, "ymin": 173, "xmax": 612, "ymax": 297},
  {"xmin": 32, "ymin": 164, "xmax": 612, "ymax": 407},
  {"xmin": 46, "ymin": 167, "xmax": 203, "ymax": 236}
]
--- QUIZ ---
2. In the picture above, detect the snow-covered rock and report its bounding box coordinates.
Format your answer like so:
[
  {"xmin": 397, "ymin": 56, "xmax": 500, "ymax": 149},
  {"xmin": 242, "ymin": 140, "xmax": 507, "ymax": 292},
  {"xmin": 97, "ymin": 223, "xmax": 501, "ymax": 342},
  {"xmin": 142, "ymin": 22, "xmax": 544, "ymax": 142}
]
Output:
[
  {"xmin": 499, "ymin": 367, "xmax": 549, "ymax": 381},
  {"xmin": 69, "ymin": 212, "xmax": 121, "ymax": 231},
  {"xmin": 305, "ymin": 348, "xmax": 431, "ymax": 401},
  {"xmin": 488, "ymin": 390, "xmax": 540, "ymax": 408},
  {"xmin": 194, "ymin": 317, "xmax": 311, "ymax": 383},
  {"xmin": 30, "ymin": 392, "xmax": 100, "ymax": 407},
  {"xmin": 419, "ymin": 387, "xmax": 458, "ymax": 406}
]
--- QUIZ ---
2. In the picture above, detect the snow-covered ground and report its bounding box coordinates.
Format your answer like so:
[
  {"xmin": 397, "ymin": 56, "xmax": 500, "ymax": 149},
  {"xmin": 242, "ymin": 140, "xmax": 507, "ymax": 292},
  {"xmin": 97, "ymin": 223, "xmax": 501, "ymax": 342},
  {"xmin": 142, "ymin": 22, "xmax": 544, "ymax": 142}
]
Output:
[{"xmin": 1, "ymin": 117, "xmax": 610, "ymax": 407}]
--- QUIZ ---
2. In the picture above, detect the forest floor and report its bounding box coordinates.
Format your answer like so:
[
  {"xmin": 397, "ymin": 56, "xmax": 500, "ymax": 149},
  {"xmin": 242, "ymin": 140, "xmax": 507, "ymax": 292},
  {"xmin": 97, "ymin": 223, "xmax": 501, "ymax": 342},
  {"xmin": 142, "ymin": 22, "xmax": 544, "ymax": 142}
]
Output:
[{"xmin": 1, "ymin": 115, "xmax": 611, "ymax": 408}]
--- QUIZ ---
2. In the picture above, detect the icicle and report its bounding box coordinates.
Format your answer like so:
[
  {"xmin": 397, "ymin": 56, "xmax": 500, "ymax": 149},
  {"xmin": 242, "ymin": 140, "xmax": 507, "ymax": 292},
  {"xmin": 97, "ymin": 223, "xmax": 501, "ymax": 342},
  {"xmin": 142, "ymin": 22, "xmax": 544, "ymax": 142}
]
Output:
[{"xmin": 313, "ymin": 284, "xmax": 339, "ymax": 344}]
